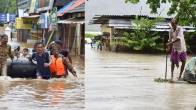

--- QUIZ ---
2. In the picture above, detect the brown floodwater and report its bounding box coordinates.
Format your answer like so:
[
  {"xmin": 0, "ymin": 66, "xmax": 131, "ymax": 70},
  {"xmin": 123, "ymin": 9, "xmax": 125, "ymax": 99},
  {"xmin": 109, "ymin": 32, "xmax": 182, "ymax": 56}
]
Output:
[
  {"xmin": 86, "ymin": 44, "xmax": 196, "ymax": 110},
  {"xmin": 0, "ymin": 56, "xmax": 84, "ymax": 110}
]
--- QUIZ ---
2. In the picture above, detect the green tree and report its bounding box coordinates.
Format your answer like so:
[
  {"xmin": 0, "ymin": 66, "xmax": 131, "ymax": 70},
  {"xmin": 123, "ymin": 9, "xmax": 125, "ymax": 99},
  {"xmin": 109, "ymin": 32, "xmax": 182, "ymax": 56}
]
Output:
[
  {"xmin": 125, "ymin": 0, "xmax": 196, "ymax": 27},
  {"xmin": 85, "ymin": 33, "xmax": 95, "ymax": 38},
  {"xmin": 121, "ymin": 17, "xmax": 163, "ymax": 52},
  {"xmin": 0, "ymin": 0, "xmax": 17, "ymax": 13}
]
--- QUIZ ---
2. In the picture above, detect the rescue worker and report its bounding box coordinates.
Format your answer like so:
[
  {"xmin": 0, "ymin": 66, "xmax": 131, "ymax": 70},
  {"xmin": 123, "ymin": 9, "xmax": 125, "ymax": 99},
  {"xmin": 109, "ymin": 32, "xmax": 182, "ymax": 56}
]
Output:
[
  {"xmin": 0, "ymin": 34, "xmax": 13, "ymax": 76},
  {"xmin": 32, "ymin": 42, "xmax": 51, "ymax": 79},
  {"xmin": 54, "ymin": 40, "xmax": 72, "ymax": 63},
  {"xmin": 49, "ymin": 48, "xmax": 77, "ymax": 78}
]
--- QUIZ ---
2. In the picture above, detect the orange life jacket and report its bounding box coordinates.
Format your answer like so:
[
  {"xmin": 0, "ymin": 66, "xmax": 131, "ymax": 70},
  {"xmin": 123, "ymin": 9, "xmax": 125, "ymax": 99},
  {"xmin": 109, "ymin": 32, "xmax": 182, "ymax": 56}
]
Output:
[{"xmin": 49, "ymin": 55, "xmax": 67, "ymax": 76}]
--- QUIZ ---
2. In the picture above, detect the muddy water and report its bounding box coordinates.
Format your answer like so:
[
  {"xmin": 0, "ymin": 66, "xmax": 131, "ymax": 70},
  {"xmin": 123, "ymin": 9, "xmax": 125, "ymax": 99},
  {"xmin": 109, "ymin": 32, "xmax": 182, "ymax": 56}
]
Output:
[
  {"xmin": 0, "ymin": 56, "xmax": 84, "ymax": 110},
  {"xmin": 86, "ymin": 44, "xmax": 196, "ymax": 110}
]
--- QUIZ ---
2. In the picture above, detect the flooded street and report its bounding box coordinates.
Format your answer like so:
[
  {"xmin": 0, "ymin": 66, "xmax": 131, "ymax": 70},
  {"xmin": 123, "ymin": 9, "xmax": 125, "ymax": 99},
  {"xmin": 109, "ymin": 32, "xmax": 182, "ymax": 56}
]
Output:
[
  {"xmin": 86, "ymin": 44, "xmax": 196, "ymax": 110},
  {"xmin": 0, "ymin": 56, "xmax": 84, "ymax": 110}
]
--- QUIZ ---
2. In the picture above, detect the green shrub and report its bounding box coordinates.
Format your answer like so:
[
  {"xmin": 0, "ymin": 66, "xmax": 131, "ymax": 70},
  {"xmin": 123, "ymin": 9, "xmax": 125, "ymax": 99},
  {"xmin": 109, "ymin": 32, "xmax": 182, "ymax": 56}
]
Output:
[
  {"xmin": 121, "ymin": 17, "xmax": 164, "ymax": 53},
  {"xmin": 85, "ymin": 33, "xmax": 95, "ymax": 38}
]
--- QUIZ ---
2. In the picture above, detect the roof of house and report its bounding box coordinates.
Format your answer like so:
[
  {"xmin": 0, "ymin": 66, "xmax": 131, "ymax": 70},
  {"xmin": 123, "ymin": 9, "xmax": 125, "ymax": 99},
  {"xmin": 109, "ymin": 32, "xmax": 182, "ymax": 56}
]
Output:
[
  {"xmin": 55, "ymin": 0, "xmax": 73, "ymax": 6},
  {"xmin": 90, "ymin": 15, "xmax": 156, "ymax": 24},
  {"xmin": 87, "ymin": 0, "xmax": 174, "ymax": 18},
  {"xmin": 86, "ymin": 0, "xmax": 176, "ymax": 31},
  {"xmin": 67, "ymin": 3, "xmax": 84, "ymax": 13},
  {"xmin": 57, "ymin": 0, "xmax": 85, "ymax": 16}
]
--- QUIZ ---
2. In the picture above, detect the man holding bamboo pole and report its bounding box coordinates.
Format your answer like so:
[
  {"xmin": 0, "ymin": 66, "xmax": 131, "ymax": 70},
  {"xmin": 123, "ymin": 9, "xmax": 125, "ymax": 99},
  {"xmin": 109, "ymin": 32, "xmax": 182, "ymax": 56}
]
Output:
[{"xmin": 167, "ymin": 18, "xmax": 187, "ymax": 81}]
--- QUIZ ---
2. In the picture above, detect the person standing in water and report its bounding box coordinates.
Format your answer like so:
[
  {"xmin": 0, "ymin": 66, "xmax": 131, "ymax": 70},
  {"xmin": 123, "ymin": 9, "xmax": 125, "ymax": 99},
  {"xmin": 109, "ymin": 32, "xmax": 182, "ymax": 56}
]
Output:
[
  {"xmin": 167, "ymin": 18, "xmax": 187, "ymax": 81},
  {"xmin": 54, "ymin": 40, "xmax": 72, "ymax": 63},
  {"xmin": 49, "ymin": 48, "xmax": 77, "ymax": 78},
  {"xmin": 0, "ymin": 34, "xmax": 13, "ymax": 76},
  {"xmin": 32, "ymin": 42, "xmax": 51, "ymax": 79}
]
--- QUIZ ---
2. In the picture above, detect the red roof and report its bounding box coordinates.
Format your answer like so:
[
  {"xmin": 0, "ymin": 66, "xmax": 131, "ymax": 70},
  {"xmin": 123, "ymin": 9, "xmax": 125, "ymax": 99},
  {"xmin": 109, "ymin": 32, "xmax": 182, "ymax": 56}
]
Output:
[{"xmin": 57, "ymin": 0, "xmax": 85, "ymax": 16}]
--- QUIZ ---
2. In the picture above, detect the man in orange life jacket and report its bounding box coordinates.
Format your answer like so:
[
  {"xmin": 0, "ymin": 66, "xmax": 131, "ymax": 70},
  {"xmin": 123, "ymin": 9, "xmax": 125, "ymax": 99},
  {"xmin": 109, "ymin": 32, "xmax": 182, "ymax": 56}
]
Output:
[{"xmin": 49, "ymin": 48, "xmax": 77, "ymax": 78}]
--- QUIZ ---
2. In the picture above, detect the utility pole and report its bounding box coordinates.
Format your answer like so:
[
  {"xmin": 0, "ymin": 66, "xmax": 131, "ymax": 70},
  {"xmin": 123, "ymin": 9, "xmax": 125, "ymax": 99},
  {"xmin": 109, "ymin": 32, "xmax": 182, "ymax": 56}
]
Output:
[{"xmin": 16, "ymin": 0, "xmax": 19, "ymax": 17}]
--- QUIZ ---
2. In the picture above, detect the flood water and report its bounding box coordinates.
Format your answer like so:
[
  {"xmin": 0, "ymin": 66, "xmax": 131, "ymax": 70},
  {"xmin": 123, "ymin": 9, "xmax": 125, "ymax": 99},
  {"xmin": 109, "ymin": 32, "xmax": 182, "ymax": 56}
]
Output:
[
  {"xmin": 86, "ymin": 44, "xmax": 196, "ymax": 110},
  {"xmin": 0, "ymin": 56, "xmax": 84, "ymax": 110}
]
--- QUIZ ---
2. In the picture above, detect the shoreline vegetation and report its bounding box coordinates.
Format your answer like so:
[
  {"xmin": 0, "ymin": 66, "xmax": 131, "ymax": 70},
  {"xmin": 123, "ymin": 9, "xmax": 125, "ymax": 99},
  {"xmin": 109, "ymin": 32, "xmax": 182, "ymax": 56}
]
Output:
[
  {"xmin": 86, "ymin": 21, "xmax": 196, "ymax": 54},
  {"xmin": 86, "ymin": 0, "xmax": 196, "ymax": 54}
]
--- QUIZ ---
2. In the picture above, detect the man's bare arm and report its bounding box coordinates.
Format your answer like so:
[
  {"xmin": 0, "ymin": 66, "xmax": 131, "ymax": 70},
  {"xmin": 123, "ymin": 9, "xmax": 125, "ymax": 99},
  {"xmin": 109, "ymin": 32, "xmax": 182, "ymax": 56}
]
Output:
[{"xmin": 167, "ymin": 38, "xmax": 180, "ymax": 47}]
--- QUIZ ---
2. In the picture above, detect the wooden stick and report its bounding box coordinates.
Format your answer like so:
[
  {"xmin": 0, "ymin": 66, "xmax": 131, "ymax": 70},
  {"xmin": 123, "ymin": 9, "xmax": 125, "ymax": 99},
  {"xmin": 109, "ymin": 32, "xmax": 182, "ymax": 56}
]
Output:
[
  {"xmin": 45, "ymin": 30, "xmax": 54, "ymax": 49},
  {"xmin": 164, "ymin": 36, "xmax": 168, "ymax": 80}
]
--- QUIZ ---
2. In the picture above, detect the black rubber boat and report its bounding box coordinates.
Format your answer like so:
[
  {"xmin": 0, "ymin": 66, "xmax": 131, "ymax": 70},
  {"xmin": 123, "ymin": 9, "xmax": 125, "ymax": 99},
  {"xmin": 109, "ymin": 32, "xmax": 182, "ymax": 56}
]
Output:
[
  {"xmin": 4, "ymin": 42, "xmax": 38, "ymax": 78},
  {"xmin": 7, "ymin": 59, "xmax": 37, "ymax": 78}
]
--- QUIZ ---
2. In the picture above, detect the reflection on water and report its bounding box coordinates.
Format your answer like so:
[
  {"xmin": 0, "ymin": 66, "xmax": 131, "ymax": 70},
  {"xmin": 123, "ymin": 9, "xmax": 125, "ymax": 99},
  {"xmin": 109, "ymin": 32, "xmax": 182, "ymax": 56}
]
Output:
[
  {"xmin": 85, "ymin": 44, "xmax": 196, "ymax": 110},
  {"xmin": 0, "ymin": 56, "xmax": 84, "ymax": 110}
]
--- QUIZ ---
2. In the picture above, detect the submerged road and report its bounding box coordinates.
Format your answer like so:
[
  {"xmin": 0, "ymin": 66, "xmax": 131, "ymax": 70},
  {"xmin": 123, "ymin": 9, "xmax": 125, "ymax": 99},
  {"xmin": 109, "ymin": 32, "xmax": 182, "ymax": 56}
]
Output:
[{"xmin": 86, "ymin": 44, "xmax": 196, "ymax": 110}]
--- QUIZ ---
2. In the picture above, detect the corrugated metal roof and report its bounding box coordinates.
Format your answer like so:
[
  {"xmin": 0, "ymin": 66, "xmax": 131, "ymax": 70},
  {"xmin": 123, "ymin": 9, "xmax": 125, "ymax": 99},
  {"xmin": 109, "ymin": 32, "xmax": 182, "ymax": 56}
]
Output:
[
  {"xmin": 67, "ymin": 3, "xmax": 84, "ymax": 13},
  {"xmin": 102, "ymin": 19, "xmax": 195, "ymax": 32},
  {"xmin": 86, "ymin": 0, "xmax": 176, "ymax": 32},
  {"xmin": 57, "ymin": 0, "xmax": 85, "ymax": 16},
  {"xmin": 90, "ymin": 14, "xmax": 151, "ymax": 24},
  {"xmin": 86, "ymin": 0, "xmax": 175, "ymax": 18},
  {"xmin": 57, "ymin": 0, "xmax": 75, "ymax": 15},
  {"xmin": 58, "ymin": 17, "xmax": 84, "ymax": 24},
  {"xmin": 58, "ymin": 19, "xmax": 84, "ymax": 24},
  {"xmin": 55, "ymin": 0, "xmax": 73, "ymax": 6},
  {"xmin": 113, "ymin": 25, "xmax": 195, "ymax": 32}
]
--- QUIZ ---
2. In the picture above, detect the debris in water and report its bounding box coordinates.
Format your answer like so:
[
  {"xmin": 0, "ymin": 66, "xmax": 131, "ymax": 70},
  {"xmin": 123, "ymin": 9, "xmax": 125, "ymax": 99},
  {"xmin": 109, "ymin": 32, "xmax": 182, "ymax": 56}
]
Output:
[{"xmin": 154, "ymin": 78, "xmax": 174, "ymax": 83}]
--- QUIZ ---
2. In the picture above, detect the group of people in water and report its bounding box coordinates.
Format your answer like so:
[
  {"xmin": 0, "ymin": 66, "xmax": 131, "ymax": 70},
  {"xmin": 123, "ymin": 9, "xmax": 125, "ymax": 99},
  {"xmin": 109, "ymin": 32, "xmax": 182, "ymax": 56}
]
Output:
[{"xmin": 0, "ymin": 34, "xmax": 77, "ymax": 80}]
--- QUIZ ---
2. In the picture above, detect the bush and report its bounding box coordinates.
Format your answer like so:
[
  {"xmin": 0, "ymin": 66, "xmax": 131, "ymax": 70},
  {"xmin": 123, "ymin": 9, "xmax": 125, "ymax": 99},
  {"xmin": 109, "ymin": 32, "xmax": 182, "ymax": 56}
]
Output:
[
  {"xmin": 85, "ymin": 33, "xmax": 95, "ymax": 38},
  {"xmin": 120, "ymin": 17, "xmax": 164, "ymax": 53}
]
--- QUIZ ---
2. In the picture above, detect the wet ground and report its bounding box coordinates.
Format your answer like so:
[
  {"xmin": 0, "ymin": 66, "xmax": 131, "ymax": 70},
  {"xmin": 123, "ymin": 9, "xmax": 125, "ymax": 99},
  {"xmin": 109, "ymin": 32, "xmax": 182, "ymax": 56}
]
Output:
[
  {"xmin": 86, "ymin": 44, "xmax": 196, "ymax": 110},
  {"xmin": 0, "ymin": 56, "xmax": 84, "ymax": 110}
]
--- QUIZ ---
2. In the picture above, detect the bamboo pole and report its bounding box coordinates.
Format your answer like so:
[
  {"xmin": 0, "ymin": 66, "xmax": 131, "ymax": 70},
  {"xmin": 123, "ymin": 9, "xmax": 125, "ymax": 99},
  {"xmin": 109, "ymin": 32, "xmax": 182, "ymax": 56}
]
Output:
[{"xmin": 45, "ymin": 30, "xmax": 54, "ymax": 49}]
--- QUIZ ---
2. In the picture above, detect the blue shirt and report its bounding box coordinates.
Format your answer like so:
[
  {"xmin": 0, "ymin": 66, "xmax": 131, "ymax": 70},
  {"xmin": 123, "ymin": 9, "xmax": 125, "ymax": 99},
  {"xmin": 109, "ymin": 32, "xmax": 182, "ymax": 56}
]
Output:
[{"xmin": 32, "ymin": 52, "xmax": 51, "ymax": 79}]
